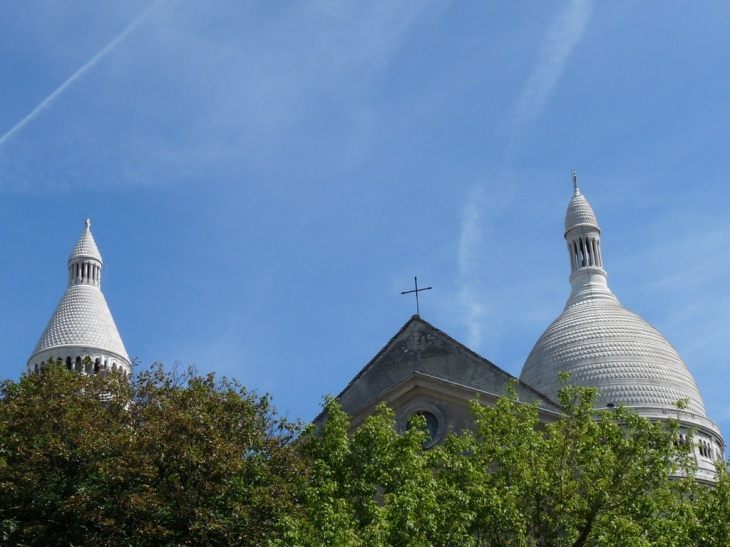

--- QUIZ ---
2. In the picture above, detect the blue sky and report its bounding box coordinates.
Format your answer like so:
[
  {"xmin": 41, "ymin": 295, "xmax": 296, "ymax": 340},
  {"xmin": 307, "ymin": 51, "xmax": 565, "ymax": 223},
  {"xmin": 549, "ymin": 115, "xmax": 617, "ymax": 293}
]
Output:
[{"xmin": 1, "ymin": 1, "xmax": 729, "ymax": 433}]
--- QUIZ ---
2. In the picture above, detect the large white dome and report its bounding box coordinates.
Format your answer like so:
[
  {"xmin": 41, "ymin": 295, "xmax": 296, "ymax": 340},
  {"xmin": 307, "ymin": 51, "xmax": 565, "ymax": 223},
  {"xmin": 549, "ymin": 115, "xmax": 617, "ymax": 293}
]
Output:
[
  {"xmin": 520, "ymin": 297, "xmax": 707, "ymax": 416},
  {"xmin": 520, "ymin": 177, "xmax": 720, "ymax": 449}
]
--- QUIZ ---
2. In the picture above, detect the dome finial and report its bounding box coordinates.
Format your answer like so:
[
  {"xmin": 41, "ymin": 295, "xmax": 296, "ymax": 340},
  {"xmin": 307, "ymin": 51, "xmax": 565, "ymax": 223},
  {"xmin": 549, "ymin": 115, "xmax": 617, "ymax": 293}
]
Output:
[
  {"xmin": 85, "ymin": 218, "xmax": 91, "ymax": 230},
  {"xmin": 571, "ymin": 168, "xmax": 579, "ymax": 195}
]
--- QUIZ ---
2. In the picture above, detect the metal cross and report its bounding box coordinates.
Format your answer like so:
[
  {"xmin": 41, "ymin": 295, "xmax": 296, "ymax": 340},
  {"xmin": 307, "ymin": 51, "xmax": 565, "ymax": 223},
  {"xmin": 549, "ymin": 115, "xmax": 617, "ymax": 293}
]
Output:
[{"xmin": 401, "ymin": 276, "xmax": 432, "ymax": 317}]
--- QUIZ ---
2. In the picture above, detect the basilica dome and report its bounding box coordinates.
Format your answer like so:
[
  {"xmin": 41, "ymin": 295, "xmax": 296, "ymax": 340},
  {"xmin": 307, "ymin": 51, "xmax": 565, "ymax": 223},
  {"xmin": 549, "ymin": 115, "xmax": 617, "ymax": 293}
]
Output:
[
  {"xmin": 521, "ymin": 296, "xmax": 707, "ymax": 416},
  {"xmin": 520, "ymin": 175, "xmax": 711, "ymax": 423}
]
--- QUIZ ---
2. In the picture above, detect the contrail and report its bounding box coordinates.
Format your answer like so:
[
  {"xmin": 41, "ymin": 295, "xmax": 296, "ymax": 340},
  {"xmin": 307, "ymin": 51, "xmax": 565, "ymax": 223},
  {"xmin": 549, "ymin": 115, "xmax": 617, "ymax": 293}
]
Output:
[
  {"xmin": 509, "ymin": 0, "xmax": 592, "ymax": 129},
  {"xmin": 0, "ymin": 1, "xmax": 159, "ymax": 148}
]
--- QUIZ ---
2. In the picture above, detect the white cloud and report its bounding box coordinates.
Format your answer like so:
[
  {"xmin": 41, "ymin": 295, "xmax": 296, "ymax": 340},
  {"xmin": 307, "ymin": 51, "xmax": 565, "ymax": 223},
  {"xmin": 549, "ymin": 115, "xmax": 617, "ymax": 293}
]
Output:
[
  {"xmin": 508, "ymin": 0, "xmax": 592, "ymax": 130},
  {"xmin": 0, "ymin": 1, "xmax": 441, "ymax": 192},
  {"xmin": 455, "ymin": 0, "xmax": 592, "ymax": 349},
  {"xmin": 455, "ymin": 183, "xmax": 514, "ymax": 350},
  {"xmin": 457, "ymin": 188, "xmax": 487, "ymax": 347}
]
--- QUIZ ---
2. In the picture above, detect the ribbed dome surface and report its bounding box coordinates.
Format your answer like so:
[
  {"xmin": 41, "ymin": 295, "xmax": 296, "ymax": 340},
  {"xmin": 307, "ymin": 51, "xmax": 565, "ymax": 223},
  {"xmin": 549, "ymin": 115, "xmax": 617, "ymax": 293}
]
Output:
[
  {"xmin": 69, "ymin": 225, "xmax": 102, "ymax": 262},
  {"xmin": 565, "ymin": 191, "xmax": 598, "ymax": 232},
  {"xmin": 520, "ymin": 298, "xmax": 707, "ymax": 417},
  {"xmin": 30, "ymin": 284, "xmax": 129, "ymax": 361}
]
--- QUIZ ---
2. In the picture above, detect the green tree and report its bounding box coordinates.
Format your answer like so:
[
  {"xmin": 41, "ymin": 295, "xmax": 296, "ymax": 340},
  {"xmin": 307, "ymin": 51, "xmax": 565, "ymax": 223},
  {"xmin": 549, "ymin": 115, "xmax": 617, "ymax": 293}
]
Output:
[
  {"xmin": 0, "ymin": 361, "xmax": 302, "ymax": 547},
  {"xmin": 0, "ymin": 358, "xmax": 134, "ymax": 544},
  {"xmin": 435, "ymin": 383, "xmax": 700, "ymax": 547},
  {"xmin": 275, "ymin": 397, "xmax": 447, "ymax": 547},
  {"xmin": 2, "ymin": 364, "xmax": 728, "ymax": 547},
  {"xmin": 688, "ymin": 462, "xmax": 730, "ymax": 547},
  {"xmin": 282, "ymin": 383, "xmax": 725, "ymax": 547}
]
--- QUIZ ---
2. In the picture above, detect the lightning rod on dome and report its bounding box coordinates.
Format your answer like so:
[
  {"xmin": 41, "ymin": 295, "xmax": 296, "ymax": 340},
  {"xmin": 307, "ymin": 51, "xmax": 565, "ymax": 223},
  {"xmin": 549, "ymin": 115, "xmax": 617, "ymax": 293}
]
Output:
[{"xmin": 571, "ymin": 168, "xmax": 578, "ymax": 193}]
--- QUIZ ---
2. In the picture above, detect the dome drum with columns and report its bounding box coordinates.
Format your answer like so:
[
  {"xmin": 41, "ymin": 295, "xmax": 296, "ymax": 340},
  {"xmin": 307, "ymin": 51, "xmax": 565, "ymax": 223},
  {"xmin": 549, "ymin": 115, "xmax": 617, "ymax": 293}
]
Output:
[
  {"xmin": 26, "ymin": 220, "xmax": 131, "ymax": 377},
  {"xmin": 520, "ymin": 173, "xmax": 724, "ymax": 482}
]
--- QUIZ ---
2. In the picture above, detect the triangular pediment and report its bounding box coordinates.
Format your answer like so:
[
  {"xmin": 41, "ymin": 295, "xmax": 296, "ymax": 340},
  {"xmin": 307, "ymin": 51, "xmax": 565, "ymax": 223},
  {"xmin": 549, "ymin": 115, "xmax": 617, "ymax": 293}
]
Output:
[{"xmin": 327, "ymin": 315, "xmax": 559, "ymax": 426}]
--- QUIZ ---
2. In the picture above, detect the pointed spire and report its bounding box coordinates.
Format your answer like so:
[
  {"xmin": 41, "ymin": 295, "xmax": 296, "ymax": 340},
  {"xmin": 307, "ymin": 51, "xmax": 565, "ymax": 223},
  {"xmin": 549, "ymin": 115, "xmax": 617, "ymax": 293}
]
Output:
[
  {"xmin": 564, "ymin": 176, "xmax": 598, "ymax": 234},
  {"xmin": 68, "ymin": 219, "xmax": 103, "ymax": 289},
  {"xmin": 70, "ymin": 219, "xmax": 102, "ymax": 263},
  {"xmin": 27, "ymin": 220, "xmax": 131, "ymax": 377}
]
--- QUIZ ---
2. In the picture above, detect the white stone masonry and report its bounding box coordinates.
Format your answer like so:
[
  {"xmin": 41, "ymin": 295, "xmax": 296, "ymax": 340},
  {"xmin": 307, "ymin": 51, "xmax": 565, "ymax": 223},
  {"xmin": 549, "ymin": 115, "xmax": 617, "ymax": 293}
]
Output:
[
  {"xmin": 27, "ymin": 219, "xmax": 131, "ymax": 376},
  {"xmin": 519, "ymin": 176, "xmax": 724, "ymax": 480}
]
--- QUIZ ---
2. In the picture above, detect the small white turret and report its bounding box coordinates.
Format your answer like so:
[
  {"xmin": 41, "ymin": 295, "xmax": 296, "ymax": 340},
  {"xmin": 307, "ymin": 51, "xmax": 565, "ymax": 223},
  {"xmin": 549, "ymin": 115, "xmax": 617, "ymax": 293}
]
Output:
[{"xmin": 27, "ymin": 220, "xmax": 131, "ymax": 377}]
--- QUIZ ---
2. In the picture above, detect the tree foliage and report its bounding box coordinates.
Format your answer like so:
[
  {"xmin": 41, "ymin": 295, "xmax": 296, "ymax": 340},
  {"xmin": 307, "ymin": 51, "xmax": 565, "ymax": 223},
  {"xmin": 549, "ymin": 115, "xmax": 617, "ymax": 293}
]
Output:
[
  {"xmin": 1, "ymin": 365, "xmax": 728, "ymax": 546},
  {"xmin": 0, "ymin": 361, "xmax": 302, "ymax": 546},
  {"xmin": 278, "ymin": 383, "xmax": 729, "ymax": 547}
]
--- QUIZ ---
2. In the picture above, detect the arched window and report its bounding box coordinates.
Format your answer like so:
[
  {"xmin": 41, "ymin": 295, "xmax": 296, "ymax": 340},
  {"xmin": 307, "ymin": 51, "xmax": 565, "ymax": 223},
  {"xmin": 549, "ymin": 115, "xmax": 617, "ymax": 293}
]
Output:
[
  {"xmin": 698, "ymin": 440, "xmax": 711, "ymax": 458},
  {"xmin": 94, "ymin": 358, "xmax": 100, "ymax": 374},
  {"xmin": 75, "ymin": 356, "xmax": 82, "ymax": 372},
  {"xmin": 66, "ymin": 356, "xmax": 72, "ymax": 370},
  {"xmin": 34, "ymin": 363, "xmax": 39, "ymax": 373}
]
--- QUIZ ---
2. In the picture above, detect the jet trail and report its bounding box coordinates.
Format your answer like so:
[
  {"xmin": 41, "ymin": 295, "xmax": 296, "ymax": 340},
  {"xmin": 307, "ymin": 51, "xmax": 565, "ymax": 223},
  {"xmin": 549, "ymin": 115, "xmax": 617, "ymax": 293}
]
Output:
[
  {"xmin": 509, "ymin": 0, "xmax": 592, "ymax": 129},
  {"xmin": 0, "ymin": 1, "xmax": 159, "ymax": 148}
]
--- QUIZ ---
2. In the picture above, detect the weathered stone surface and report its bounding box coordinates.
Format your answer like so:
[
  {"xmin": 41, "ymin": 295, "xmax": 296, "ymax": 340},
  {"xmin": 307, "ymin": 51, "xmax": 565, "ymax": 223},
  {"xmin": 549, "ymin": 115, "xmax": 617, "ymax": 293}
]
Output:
[{"xmin": 318, "ymin": 315, "xmax": 560, "ymax": 438}]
